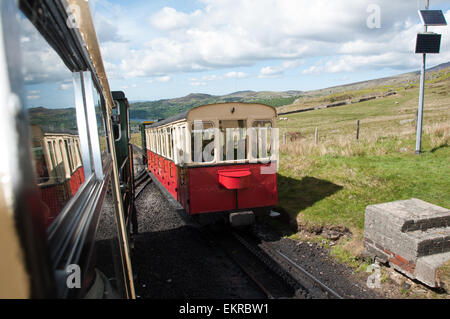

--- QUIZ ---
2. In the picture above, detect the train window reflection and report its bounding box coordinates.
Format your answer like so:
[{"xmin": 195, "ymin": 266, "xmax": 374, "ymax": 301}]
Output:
[
  {"xmin": 22, "ymin": 13, "xmax": 87, "ymax": 228},
  {"xmin": 94, "ymin": 87, "xmax": 109, "ymax": 161},
  {"xmin": 90, "ymin": 181, "xmax": 127, "ymax": 299}
]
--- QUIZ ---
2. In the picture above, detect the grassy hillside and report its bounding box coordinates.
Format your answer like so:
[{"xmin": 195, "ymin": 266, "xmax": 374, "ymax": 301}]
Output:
[
  {"xmin": 275, "ymin": 67, "xmax": 450, "ymax": 269},
  {"xmin": 28, "ymin": 107, "xmax": 77, "ymax": 131},
  {"xmin": 278, "ymin": 64, "xmax": 450, "ymax": 114},
  {"xmin": 129, "ymin": 90, "xmax": 303, "ymax": 120}
]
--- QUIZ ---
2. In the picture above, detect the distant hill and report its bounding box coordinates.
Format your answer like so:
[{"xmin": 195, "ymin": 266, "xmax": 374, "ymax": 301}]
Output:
[
  {"xmin": 298, "ymin": 61, "xmax": 450, "ymax": 99},
  {"xmin": 129, "ymin": 90, "xmax": 303, "ymax": 120},
  {"xmin": 28, "ymin": 61, "xmax": 449, "ymax": 126},
  {"xmin": 28, "ymin": 107, "xmax": 77, "ymax": 131},
  {"xmin": 277, "ymin": 61, "xmax": 450, "ymax": 114}
]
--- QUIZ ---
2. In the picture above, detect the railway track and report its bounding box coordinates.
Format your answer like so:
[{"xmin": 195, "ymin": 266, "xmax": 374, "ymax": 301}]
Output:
[
  {"xmin": 134, "ymin": 170, "xmax": 152, "ymax": 199},
  {"xmin": 132, "ymin": 144, "xmax": 152, "ymax": 199},
  {"xmin": 200, "ymin": 225, "xmax": 309, "ymax": 299},
  {"xmin": 234, "ymin": 230, "xmax": 344, "ymax": 299},
  {"xmin": 200, "ymin": 224, "xmax": 345, "ymax": 299}
]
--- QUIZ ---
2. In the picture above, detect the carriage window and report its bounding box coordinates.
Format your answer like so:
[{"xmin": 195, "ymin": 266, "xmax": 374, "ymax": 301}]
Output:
[
  {"xmin": 94, "ymin": 87, "xmax": 109, "ymax": 160},
  {"xmin": 21, "ymin": 12, "xmax": 87, "ymax": 228},
  {"xmin": 64, "ymin": 140, "xmax": 73, "ymax": 173},
  {"xmin": 167, "ymin": 128, "xmax": 172, "ymax": 159},
  {"xmin": 149, "ymin": 131, "xmax": 152, "ymax": 152},
  {"xmin": 161, "ymin": 129, "xmax": 167, "ymax": 157},
  {"xmin": 191, "ymin": 121, "xmax": 215, "ymax": 163},
  {"xmin": 177, "ymin": 125, "xmax": 187, "ymax": 165},
  {"xmin": 252, "ymin": 121, "xmax": 273, "ymax": 159},
  {"xmin": 31, "ymin": 133, "xmax": 49, "ymax": 184},
  {"xmin": 156, "ymin": 130, "xmax": 159, "ymax": 155},
  {"xmin": 47, "ymin": 141, "xmax": 56, "ymax": 171},
  {"xmin": 219, "ymin": 120, "xmax": 247, "ymax": 161},
  {"xmin": 152, "ymin": 131, "xmax": 155, "ymax": 152},
  {"xmin": 148, "ymin": 130, "xmax": 152, "ymax": 151}
]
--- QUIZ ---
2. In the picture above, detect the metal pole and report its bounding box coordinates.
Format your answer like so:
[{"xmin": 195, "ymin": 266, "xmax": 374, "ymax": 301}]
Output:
[
  {"xmin": 315, "ymin": 127, "xmax": 318, "ymax": 145},
  {"xmin": 415, "ymin": 0, "xmax": 429, "ymax": 155}
]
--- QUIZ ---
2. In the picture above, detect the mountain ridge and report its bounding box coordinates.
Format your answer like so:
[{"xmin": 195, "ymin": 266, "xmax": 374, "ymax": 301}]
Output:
[{"xmin": 129, "ymin": 61, "xmax": 450, "ymax": 120}]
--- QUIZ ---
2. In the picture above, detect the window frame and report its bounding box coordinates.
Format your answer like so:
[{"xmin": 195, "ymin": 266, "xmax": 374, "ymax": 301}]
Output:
[
  {"xmin": 190, "ymin": 120, "xmax": 215, "ymax": 164},
  {"xmin": 251, "ymin": 120, "xmax": 273, "ymax": 161}
]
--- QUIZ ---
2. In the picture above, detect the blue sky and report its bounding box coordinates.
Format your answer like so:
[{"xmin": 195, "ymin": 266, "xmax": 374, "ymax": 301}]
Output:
[{"xmin": 23, "ymin": 0, "xmax": 450, "ymax": 107}]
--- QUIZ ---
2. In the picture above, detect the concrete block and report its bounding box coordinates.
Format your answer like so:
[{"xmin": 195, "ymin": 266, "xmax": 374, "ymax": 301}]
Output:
[
  {"xmin": 364, "ymin": 199, "xmax": 450, "ymax": 287},
  {"xmin": 415, "ymin": 252, "xmax": 450, "ymax": 288}
]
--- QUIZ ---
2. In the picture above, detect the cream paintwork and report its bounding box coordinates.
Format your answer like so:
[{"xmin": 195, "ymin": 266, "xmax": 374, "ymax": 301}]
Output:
[
  {"xmin": 145, "ymin": 103, "xmax": 277, "ymax": 167},
  {"xmin": 31, "ymin": 125, "xmax": 83, "ymax": 185},
  {"xmin": 0, "ymin": 191, "xmax": 30, "ymax": 298},
  {"xmin": 0, "ymin": 1, "xmax": 30, "ymax": 298}
]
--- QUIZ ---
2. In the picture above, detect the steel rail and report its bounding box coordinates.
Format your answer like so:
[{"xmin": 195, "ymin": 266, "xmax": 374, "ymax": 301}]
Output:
[
  {"xmin": 231, "ymin": 230, "xmax": 344, "ymax": 299},
  {"xmin": 199, "ymin": 228, "xmax": 275, "ymax": 299},
  {"xmin": 275, "ymin": 250, "xmax": 344, "ymax": 299},
  {"xmin": 200, "ymin": 227, "xmax": 308, "ymax": 299}
]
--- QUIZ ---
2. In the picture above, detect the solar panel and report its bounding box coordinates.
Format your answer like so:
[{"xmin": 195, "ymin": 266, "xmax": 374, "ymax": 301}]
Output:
[
  {"xmin": 419, "ymin": 10, "xmax": 447, "ymax": 26},
  {"xmin": 415, "ymin": 33, "xmax": 441, "ymax": 54}
]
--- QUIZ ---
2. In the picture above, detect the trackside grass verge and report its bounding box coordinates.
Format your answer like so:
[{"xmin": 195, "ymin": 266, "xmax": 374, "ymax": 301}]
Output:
[{"xmin": 275, "ymin": 77, "xmax": 450, "ymax": 270}]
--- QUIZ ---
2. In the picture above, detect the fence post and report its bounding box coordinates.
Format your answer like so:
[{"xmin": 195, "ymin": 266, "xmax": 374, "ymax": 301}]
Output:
[
  {"xmin": 356, "ymin": 120, "xmax": 360, "ymax": 140},
  {"xmin": 283, "ymin": 131, "xmax": 287, "ymax": 144},
  {"xmin": 315, "ymin": 127, "xmax": 318, "ymax": 145}
]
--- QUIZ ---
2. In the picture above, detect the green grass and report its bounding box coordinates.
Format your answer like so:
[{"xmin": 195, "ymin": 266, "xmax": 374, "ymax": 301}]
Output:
[
  {"xmin": 130, "ymin": 133, "xmax": 142, "ymax": 148},
  {"xmin": 279, "ymin": 144, "xmax": 450, "ymax": 231},
  {"xmin": 275, "ymin": 75, "xmax": 450, "ymax": 267},
  {"xmin": 251, "ymin": 96, "xmax": 301, "ymax": 107}
]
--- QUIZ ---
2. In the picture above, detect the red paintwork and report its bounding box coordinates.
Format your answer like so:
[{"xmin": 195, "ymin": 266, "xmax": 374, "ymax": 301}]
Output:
[
  {"xmin": 147, "ymin": 150, "xmax": 178, "ymax": 199},
  {"xmin": 39, "ymin": 166, "xmax": 85, "ymax": 228},
  {"xmin": 147, "ymin": 150, "xmax": 278, "ymax": 215},
  {"xmin": 39, "ymin": 184, "xmax": 65, "ymax": 228},
  {"xmin": 69, "ymin": 166, "xmax": 85, "ymax": 195},
  {"xmin": 218, "ymin": 169, "xmax": 252, "ymax": 190}
]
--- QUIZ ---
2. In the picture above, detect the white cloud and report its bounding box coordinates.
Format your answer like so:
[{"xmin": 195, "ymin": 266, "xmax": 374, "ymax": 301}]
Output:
[
  {"xmin": 302, "ymin": 10, "xmax": 450, "ymax": 75},
  {"xmin": 149, "ymin": 7, "xmax": 201, "ymax": 31},
  {"xmin": 20, "ymin": 16, "xmax": 72, "ymax": 85},
  {"xmin": 60, "ymin": 83, "xmax": 72, "ymax": 91},
  {"xmin": 156, "ymin": 76, "xmax": 171, "ymax": 82},
  {"xmin": 202, "ymin": 75, "xmax": 219, "ymax": 81},
  {"xmin": 94, "ymin": 14, "xmax": 126, "ymax": 43},
  {"xmin": 189, "ymin": 81, "xmax": 207, "ymax": 87},
  {"xmin": 224, "ymin": 71, "xmax": 249, "ymax": 79},
  {"xmin": 27, "ymin": 95, "xmax": 40, "ymax": 100},
  {"xmin": 259, "ymin": 66, "xmax": 284, "ymax": 78},
  {"xmin": 259, "ymin": 59, "xmax": 303, "ymax": 78},
  {"xmin": 93, "ymin": 1, "xmax": 450, "ymax": 80}
]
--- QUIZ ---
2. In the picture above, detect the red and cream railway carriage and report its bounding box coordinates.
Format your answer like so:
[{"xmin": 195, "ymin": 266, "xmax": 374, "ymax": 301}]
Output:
[
  {"xmin": 144, "ymin": 102, "xmax": 279, "ymax": 222},
  {"xmin": 31, "ymin": 125, "xmax": 85, "ymax": 228}
]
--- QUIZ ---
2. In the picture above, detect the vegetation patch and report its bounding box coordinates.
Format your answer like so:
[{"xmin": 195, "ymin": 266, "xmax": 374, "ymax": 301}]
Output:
[{"xmin": 275, "ymin": 70, "xmax": 450, "ymax": 270}]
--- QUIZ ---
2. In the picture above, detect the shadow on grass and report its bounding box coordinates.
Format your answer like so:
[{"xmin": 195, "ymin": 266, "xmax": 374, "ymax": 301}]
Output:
[
  {"xmin": 256, "ymin": 175, "xmax": 343, "ymax": 237},
  {"xmin": 430, "ymin": 144, "xmax": 448, "ymax": 153}
]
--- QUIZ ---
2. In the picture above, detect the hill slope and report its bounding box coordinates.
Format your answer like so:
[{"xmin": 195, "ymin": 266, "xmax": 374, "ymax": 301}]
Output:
[{"xmin": 129, "ymin": 90, "xmax": 303, "ymax": 120}]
